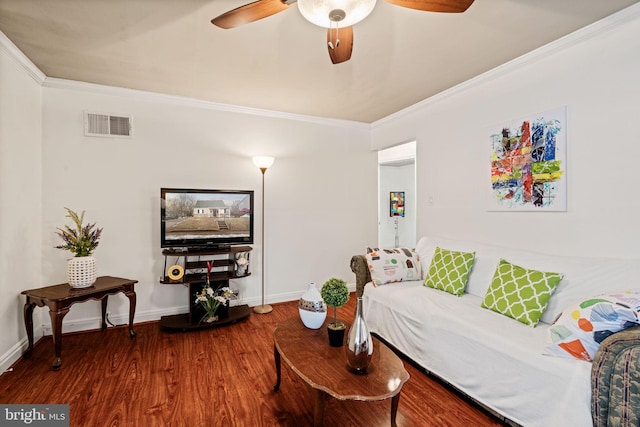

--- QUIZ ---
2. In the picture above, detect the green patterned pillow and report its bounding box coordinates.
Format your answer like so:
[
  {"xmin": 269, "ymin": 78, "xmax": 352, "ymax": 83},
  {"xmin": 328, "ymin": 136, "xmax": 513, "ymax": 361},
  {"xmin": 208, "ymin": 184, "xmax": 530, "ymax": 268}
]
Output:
[
  {"xmin": 424, "ymin": 246, "xmax": 476, "ymax": 296},
  {"xmin": 481, "ymin": 259, "xmax": 564, "ymax": 327}
]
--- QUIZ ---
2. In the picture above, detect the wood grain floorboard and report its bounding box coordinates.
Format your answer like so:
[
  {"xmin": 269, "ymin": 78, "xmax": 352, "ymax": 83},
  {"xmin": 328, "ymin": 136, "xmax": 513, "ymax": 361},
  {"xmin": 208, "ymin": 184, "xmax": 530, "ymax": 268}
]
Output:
[{"xmin": 0, "ymin": 295, "xmax": 506, "ymax": 426}]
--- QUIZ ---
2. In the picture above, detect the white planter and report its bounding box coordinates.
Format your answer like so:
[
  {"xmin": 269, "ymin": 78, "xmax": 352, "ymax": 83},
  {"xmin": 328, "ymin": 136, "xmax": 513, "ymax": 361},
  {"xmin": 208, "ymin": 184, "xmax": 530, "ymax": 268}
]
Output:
[
  {"xmin": 298, "ymin": 283, "xmax": 327, "ymax": 329},
  {"xmin": 67, "ymin": 256, "xmax": 97, "ymax": 288}
]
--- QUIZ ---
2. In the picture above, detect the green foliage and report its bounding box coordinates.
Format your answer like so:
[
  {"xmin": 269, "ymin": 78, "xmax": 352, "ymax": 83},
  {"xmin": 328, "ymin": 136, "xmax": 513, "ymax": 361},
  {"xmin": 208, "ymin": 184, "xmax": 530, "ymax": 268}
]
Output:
[
  {"xmin": 321, "ymin": 277, "xmax": 349, "ymax": 326},
  {"xmin": 321, "ymin": 278, "xmax": 349, "ymax": 307},
  {"xmin": 55, "ymin": 207, "xmax": 103, "ymax": 257}
]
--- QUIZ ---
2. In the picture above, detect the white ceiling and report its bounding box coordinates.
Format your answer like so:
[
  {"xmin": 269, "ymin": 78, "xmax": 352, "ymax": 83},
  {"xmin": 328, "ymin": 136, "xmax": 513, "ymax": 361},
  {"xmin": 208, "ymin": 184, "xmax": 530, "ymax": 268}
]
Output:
[{"xmin": 1, "ymin": 0, "xmax": 638, "ymax": 123}]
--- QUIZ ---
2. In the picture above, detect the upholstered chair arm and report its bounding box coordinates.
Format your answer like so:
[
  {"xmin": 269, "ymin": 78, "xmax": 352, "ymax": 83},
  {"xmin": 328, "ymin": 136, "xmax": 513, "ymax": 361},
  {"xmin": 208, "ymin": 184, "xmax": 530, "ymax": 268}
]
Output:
[
  {"xmin": 591, "ymin": 326, "xmax": 640, "ymax": 427},
  {"xmin": 350, "ymin": 255, "xmax": 371, "ymax": 297}
]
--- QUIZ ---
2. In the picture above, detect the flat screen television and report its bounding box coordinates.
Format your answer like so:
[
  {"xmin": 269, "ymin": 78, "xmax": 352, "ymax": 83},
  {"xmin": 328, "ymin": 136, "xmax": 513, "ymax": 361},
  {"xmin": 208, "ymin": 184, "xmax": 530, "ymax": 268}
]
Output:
[{"xmin": 161, "ymin": 188, "xmax": 254, "ymax": 250}]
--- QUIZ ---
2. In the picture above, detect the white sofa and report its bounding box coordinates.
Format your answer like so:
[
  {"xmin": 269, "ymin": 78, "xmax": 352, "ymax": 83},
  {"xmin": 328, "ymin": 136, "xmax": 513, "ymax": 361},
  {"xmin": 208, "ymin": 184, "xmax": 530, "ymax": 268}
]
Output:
[{"xmin": 352, "ymin": 236, "xmax": 640, "ymax": 427}]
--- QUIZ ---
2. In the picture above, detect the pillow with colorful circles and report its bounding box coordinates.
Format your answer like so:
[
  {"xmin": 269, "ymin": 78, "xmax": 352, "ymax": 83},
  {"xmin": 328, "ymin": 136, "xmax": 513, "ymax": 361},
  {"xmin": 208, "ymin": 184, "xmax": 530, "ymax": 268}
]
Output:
[{"xmin": 544, "ymin": 291, "xmax": 640, "ymax": 361}]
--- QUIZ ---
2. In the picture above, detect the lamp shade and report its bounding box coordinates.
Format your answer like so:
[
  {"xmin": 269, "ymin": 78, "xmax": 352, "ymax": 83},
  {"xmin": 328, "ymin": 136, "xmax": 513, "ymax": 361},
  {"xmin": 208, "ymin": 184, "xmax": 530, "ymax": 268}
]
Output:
[
  {"xmin": 252, "ymin": 156, "xmax": 275, "ymax": 169},
  {"xmin": 297, "ymin": 0, "xmax": 377, "ymax": 28}
]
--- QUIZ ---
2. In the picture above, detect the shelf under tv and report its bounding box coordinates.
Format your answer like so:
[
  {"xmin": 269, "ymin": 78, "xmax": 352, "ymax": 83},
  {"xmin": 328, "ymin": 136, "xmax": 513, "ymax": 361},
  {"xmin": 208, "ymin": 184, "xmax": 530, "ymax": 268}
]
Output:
[
  {"xmin": 160, "ymin": 304, "xmax": 251, "ymax": 331},
  {"xmin": 160, "ymin": 273, "xmax": 252, "ymax": 285}
]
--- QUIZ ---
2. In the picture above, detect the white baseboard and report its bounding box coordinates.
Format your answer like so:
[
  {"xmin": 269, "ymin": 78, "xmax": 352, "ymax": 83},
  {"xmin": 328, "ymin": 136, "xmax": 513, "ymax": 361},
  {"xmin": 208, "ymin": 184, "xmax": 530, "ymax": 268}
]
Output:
[{"xmin": 0, "ymin": 324, "xmax": 45, "ymax": 375}]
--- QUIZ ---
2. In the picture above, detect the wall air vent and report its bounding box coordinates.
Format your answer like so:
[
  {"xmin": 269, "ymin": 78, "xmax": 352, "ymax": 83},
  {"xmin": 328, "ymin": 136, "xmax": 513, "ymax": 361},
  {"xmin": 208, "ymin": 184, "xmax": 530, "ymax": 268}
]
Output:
[{"xmin": 84, "ymin": 111, "xmax": 132, "ymax": 138}]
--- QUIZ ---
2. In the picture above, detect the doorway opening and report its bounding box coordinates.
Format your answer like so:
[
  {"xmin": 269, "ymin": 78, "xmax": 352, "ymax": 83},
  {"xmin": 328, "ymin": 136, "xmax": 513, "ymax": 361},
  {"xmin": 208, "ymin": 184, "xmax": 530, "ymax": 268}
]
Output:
[{"xmin": 378, "ymin": 141, "xmax": 416, "ymax": 248}]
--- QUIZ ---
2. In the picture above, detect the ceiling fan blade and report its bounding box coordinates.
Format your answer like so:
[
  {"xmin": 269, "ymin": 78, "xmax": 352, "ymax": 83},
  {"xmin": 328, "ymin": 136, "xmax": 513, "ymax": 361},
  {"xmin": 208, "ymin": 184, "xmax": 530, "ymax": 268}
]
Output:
[
  {"xmin": 384, "ymin": 0, "xmax": 474, "ymax": 13},
  {"xmin": 211, "ymin": 0, "xmax": 294, "ymax": 29},
  {"xmin": 327, "ymin": 26, "xmax": 353, "ymax": 65}
]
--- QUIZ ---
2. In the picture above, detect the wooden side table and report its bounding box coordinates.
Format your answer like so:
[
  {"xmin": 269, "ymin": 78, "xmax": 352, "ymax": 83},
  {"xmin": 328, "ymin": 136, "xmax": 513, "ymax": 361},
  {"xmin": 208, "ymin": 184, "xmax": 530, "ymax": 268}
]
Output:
[{"xmin": 21, "ymin": 275, "xmax": 138, "ymax": 370}]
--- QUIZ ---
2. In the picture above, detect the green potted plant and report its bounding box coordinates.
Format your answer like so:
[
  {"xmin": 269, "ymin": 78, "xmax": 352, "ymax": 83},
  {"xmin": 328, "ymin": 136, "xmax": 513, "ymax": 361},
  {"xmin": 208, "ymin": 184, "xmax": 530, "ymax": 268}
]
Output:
[
  {"xmin": 55, "ymin": 207, "xmax": 103, "ymax": 288},
  {"xmin": 321, "ymin": 277, "xmax": 350, "ymax": 347}
]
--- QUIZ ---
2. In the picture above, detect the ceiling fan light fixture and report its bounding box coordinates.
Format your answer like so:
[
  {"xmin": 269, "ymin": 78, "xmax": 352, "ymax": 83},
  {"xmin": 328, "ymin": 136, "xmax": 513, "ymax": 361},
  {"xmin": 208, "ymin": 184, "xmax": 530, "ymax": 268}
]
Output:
[{"xmin": 298, "ymin": 0, "xmax": 377, "ymax": 28}]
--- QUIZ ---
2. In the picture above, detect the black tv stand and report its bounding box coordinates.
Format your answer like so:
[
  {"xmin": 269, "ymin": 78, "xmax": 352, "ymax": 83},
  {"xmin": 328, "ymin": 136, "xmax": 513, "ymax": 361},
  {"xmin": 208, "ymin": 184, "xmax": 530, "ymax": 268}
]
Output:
[{"xmin": 159, "ymin": 245, "xmax": 252, "ymax": 331}]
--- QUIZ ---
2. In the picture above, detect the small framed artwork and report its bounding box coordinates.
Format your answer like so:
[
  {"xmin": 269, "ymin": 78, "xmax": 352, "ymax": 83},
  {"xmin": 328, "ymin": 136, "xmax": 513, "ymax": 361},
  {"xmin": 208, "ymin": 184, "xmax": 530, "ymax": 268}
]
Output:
[{"xmin": 390, "ymin": 192, "xmax": 405, "ymax": 217}]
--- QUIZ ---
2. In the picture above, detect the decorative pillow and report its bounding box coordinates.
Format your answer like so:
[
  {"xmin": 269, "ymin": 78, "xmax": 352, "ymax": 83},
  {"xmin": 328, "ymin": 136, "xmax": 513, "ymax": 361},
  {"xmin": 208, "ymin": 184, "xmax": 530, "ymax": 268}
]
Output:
[
  {"xmin": 423, "ymin": 246, "xmax": 475, "ymax": 296},
  {"xmin": 544, "ymin": 291, "xmax": 640, "ymax": 361},
  {"xmin": 365, "ymin": 247, "xmax": 421, "ymax": 286},
  {"xmin": 481, "ymin": 259, "xmax": 563, "ymax": 327}
]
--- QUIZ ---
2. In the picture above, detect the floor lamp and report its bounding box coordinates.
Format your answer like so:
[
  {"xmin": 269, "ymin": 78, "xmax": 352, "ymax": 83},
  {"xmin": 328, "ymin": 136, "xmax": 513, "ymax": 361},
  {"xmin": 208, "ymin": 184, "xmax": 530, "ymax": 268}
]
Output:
[{"xmin": 252, "ymin": 156, "xmax": 274, "ymax": 314}]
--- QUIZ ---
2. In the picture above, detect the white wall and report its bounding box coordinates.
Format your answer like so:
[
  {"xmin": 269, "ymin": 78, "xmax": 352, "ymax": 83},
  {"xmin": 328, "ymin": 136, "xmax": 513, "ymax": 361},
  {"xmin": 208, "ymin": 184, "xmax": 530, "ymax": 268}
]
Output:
[
  {"xmin": 39, "ymin": 84, "xmax": 377, "ymax": 331},
  {"xmin": 0, "ymin": 36, "xmax": 44, "ymax": 370},
  {"xmin": 372, "ymin": 6, "xmax": 640, "ymax": 258}
]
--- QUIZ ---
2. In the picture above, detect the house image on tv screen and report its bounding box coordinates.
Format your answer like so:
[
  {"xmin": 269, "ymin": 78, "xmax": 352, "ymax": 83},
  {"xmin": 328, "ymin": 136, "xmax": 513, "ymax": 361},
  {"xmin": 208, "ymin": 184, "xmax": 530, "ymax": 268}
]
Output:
[
  {"xmin": 193, "ymin": 200, "xmax": 230, "ymax": 218},
  {"xmin": 192, "ymin": 195, "xmax": 251, "ymax": 218}
]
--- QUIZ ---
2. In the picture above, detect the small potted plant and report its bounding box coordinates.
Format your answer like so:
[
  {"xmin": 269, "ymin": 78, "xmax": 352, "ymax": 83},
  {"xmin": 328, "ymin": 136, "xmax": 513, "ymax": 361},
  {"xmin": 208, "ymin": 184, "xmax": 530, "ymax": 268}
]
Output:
[
  {"xmin": 55, "ymin": 207, "xmax": 103, "ymax": 288},
  {"xmin": 321, "ymin": 277, "xmax": 350, "ymax": 347}
]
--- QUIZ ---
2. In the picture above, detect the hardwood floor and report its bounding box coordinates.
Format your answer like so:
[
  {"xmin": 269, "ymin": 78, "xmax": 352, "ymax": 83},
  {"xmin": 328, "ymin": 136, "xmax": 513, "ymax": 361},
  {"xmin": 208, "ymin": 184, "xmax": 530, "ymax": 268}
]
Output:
[{"xmin": 0, "ymin": 295, "xmax": 506, "ymax": 426}]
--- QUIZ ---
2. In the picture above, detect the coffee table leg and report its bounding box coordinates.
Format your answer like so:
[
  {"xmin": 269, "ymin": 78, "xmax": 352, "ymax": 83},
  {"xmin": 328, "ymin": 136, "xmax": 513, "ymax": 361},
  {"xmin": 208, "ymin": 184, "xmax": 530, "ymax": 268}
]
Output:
[
  {"xmin": 273, "ymin": 345, "xmax": 281, "ymax": 392},
  {"xmin": 391, "ymin": 392, "xmax": 401, "ymax": 427},
  {"xmin": 313, "ymin": 389, "xmax": 327, "ymax": 427}
]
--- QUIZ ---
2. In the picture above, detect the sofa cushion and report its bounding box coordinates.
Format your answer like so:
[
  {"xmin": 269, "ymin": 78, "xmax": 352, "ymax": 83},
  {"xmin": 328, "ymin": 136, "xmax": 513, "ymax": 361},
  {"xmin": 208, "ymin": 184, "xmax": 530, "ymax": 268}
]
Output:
[
  {"xmin": 365, "ymin": 247, "xmax": 421, "ymax": 286},
  {"xmin": 424, "ymin": 246, "xmax": 475, "ymax": 296},
  {"xmin": 544, "ymin": 292, "xmax": 640, "ymax": 361},
  {"xmin": 481, "ymin": 259, "xmax": 563, "ymax": 327}
]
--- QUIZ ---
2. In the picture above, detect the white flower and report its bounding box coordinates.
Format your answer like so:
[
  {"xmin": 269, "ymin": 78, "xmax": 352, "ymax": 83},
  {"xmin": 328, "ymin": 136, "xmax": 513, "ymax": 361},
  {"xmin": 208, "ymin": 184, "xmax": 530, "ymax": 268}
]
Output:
[{"xmin": 194, "ymin": 284, "xmax": 231, "ymax": 324}]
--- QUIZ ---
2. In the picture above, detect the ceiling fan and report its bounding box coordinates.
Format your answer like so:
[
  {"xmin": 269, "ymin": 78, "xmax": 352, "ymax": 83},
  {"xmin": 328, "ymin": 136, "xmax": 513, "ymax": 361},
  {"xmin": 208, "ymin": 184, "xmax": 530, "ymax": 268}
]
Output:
[{"xmin": 211, "ymin": 0, "xmax": 474, "ymax": 64}]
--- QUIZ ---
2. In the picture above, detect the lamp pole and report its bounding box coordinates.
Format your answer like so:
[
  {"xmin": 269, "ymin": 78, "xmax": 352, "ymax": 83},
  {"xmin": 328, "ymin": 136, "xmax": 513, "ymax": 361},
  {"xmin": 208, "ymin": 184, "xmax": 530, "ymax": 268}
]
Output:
[{"xmin": 252, "ymin": 156, "xmax": 274, "ymax": 314}]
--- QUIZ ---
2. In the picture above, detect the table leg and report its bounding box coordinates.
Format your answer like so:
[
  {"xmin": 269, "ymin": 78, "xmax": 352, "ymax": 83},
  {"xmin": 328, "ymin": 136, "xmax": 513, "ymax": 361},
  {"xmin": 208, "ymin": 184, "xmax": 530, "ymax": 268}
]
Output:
[
  {"xmin": 390, "ymin": 392, "xmax": 401, "ymax": 427},
  {"xmin": 49, "ymin": 307, "xmax": 70, "ymax": 371},
  {"xmin": 273, "ymin": 345, "xmax": 281, "ymax": 392},
  {"xmin": 101, "ymin": 296, "xmax": 108, "ymax": 330},
  {"xmin": 313, "ymin": 389, "xmax": 327, "ymax": 427},
  {"xmin": 23, "ymin": 301, "xmax": 36, "ymax": 358},
  {"xmin": 125, "ymin": 290, "xmax": 137, "ymax": 339}
]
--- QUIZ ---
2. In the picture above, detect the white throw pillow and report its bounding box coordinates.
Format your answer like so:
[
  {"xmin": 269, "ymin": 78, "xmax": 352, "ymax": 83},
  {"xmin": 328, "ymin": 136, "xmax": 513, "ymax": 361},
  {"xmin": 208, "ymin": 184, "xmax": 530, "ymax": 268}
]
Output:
[{"xmin": 366, "ymin": 247, "xmax": 421, "ymax": 286}]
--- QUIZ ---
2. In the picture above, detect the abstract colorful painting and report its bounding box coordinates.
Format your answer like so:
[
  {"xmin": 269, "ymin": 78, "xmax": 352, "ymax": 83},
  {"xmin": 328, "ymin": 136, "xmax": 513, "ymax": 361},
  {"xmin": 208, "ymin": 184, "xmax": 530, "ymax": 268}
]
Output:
[
  {"xmin": 390, "ymin": 192, "xmax": 405, "ymax": 217},
  {"xmin": 488, "ymin": 106, "xmax": 567, "ymax": 211}
]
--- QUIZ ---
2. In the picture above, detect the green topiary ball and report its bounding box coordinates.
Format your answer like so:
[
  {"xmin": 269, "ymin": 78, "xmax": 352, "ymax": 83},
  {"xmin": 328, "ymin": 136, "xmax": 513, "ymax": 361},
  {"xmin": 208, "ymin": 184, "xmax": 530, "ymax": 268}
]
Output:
[{"xmin": 321, "ymin": 278, "xmax": 349, "ymax": 308}]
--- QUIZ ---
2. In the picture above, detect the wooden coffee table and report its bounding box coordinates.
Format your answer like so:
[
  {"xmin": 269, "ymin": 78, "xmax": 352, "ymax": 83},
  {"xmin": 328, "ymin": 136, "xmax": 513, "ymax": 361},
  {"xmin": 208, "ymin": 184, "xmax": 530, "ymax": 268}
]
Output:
[{"xmin": 273, "ymin": 317, "xmax": 409, "ymax": 426}]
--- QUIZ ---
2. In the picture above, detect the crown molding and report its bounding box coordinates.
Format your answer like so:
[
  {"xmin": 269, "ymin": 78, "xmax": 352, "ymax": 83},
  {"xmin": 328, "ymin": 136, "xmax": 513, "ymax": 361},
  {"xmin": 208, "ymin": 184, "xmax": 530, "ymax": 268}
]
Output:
[
  {"xmin": 0, "ymin": 31, "xmax": 46, "ymax": 84},
  {"xmin": 372, "ymin": 2, "xmax": 640, "ymax": 129},
  {"xmin": 0, "ymin": 30, "xmax": 368, "ymax": 130},
  {"xmin": 42, "ymin": 77, "xmax": 371, "ymax": 131}
]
